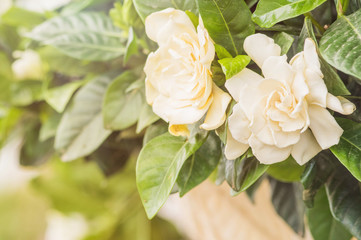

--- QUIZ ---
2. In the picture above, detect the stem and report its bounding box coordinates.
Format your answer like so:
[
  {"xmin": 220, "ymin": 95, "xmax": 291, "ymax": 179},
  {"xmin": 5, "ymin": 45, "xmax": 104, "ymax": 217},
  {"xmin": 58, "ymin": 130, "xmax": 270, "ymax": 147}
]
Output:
[
  {"xmin": 304, "ymin": 13, "xmax": 325, "ymax": 34},
  {"xmin": 337, "ymin": 0, "xmax": 350, "ymax": 17}
]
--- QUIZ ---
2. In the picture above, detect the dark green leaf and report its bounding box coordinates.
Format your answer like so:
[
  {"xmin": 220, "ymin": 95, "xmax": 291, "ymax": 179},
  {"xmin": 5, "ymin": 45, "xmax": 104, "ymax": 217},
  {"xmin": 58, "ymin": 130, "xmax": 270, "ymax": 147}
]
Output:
[
  {"xmin": 252, "ymin": 0, "xmax": 327, "ymax": 28},
  {"xmin": 218, "ymin": 55, "xmax": 250, "ymax": 79},
  {"xmin": 177, "ymin": 132, "xmax": 222, "ymax": 196},
  {"xmin": 307, "ymin": 187, "xmax": 352, "ymax": 240},
  {"xmin": 197, "ymin": 0, "xmax": 254, "ymax": 56},
  {"xmin": 331, "ymin": 118, "xmax": 361, "ymax": 181}
]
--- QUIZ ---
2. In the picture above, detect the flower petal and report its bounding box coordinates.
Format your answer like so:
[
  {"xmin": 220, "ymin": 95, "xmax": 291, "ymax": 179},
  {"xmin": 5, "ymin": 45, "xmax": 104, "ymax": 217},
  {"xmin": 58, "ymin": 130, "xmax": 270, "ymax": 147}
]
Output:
[
  {"xmin": 243, "ymin": 33, "xmax": 281, "ymax": 68},
  {"xmin": 262, "ymin": 55, "xmax": 294, "ymax": 85},
  {"xmin": 228, "ymin": 103, "xmax": 251, "ymax": 144},
  {"xmin": 225, "ymin": 68, "xmax": 263, "ymax": 102},
  {"xmin": 305, "ymin": 69, "xmax": 328, "ymax": 107},
  {"xmin": 168, "ymin": 124, "xmax": 190, "ymax": 137},
  {"xmin": 200, "ymin": 83, "xmax": 231, "ymax": 130},
  {"xmin": 249, "ymin": 135, "xmax": 292, "ymax": 164},
  {"xmin": 304, "ymin": 38, "xmax": 323, "ymax": 77},
  {"xmin": 291, "ymin": 129, "xmax": 321, "ymax": 165},
  {"xmin": 225, "ymin": 129, "xmax": 249, "ymax": 160},
  {"xmin": 308, "ymin": 105, "xmax": 343, "ymax": 149},
  {"xmin": 326, "ymin": 93, "xmax": 356, "ymax": 115}
]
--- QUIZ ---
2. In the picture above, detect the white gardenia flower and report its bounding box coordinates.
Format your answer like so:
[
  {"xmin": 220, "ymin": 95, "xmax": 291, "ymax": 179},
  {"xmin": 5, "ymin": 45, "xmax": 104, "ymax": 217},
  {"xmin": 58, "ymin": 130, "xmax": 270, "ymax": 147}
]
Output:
[
  {"xmin": 144, "ymin": 8, "xmax": 231, "ymax": 136},
  {"xmin": 225, "ymin": 33, "xmax": 355, "ymax": 165},
  {"xmin": 12, "ymin": 50, "xmax": 44, "ymax": 80}
]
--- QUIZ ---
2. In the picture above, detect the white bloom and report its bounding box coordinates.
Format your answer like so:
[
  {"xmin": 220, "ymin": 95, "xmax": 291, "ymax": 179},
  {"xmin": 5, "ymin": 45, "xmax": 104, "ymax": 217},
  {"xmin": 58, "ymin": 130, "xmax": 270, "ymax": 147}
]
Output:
[
  {"xmin": 144, "ymin": 8, "xmax": 231, "ymax": 136},
  {"xmin": 12, "ymin": 50, "xmax": 44, "ymax": 80},
  {"xmin": 225, "ymin": 33, "xmax": 355, "ymax": 165}
]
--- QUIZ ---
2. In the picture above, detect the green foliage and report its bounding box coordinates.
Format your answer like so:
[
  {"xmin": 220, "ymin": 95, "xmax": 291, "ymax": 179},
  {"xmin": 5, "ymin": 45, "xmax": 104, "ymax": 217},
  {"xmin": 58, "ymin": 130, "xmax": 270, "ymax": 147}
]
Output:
[
  {"xmin": 252, "ymin": 0, "xmax": 327, "ymax": 28},
  {"xmin": 218, "ymin": 55, "xmax": 250, "ymax": 79},
  {"xmin": 196, "ymin": 0, "xmax": 254, "ymax": 56},
  {"xmin": 267, "ymin": 156, "xmax": 305, "ymax": 182},
  {"xmin": 2, "ymin": 7, "xmax": 45, "ymax": 28},
  {"xmin": 273, "ymin": 32, "xmax": 294, "ymax": 55}
]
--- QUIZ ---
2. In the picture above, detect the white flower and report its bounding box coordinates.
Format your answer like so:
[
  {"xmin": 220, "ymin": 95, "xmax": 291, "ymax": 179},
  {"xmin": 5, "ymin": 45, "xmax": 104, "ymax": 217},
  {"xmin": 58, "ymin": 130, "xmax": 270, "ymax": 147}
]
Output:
[
  {"xmin": 12, "ymin": 50, "xmax": 44, "ymax": 80},
  {"xmin": 225, "ymin": 33, "xmax": 355, "ymax": 165},
  {"xmin": 144, "ymin": 8, "xmax": 231, "ymax": 136}
]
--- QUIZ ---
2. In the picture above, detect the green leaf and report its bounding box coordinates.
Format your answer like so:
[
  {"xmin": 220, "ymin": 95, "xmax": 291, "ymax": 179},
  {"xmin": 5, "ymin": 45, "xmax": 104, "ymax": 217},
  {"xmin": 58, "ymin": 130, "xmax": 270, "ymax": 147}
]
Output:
[
  {"xmin": 103, "ymin": 72, "xmax": 143, "ymax": 130},
  {"xmin": 331, "ymin": 118, "xmax": 361, "ymax": 181},
  {"xmin": 218, "ymin": 55, "xmax": 250, "ymax": 79},
  {"xmin": 39, "ymin": 112, "xmax": 61, "ymax": 142},
  {"xmin": 197, "ymin": 0, "xmax": 254, "ymax": 56},
  {"xmin": 44, "ymin": 80, "xmax": 86, "ymax": 113},
  {"xmin": 136, "ymin": 132, "xmax": 207, "ymax": 219},
  {"xmin": 10, "ymin": 81, "xmax": 43, "ymax": 106},
  {"xmin": 267, "ymin": 156, "xmax": 305, "ymax": 182},
  {"xmin": 177, "ymin": 132, "xmax": 222, "ymax": 196},
  {"xmin": 214, "ymin": 44, "xmax": 232, "ymax": 59},
  {"xmin": 269, "ymin": 178, "xmax": 305, "ymax": 236},
  {"xmin": 252, "ymin": 0, "xmax": 327, "ymax": 28},
  {"xmin": 320, "ymin": 9, "xmax": 361, "ymax": 82},
  {"xmin": 27, "ymin": 12, "xmax": 126, "ymax": 61},
  {"xmin": 326, "ymin": 165, "xmax": 361, "ymax": 239},
  {"xmin": 133, "ymin": 0, "xmax": 197, "ymax": 21},
  {"xmin": 307, "ymin": 187, "xmax": 352, "ymax": 240},
  {"xmin": 142, "ymin": 122, "xmax": 168, "ymax": 145},
  {"xmin": 124, "ymin": 28, "xmax": 138, "ymax": 64},
  {"xmin": 225, "ymin": 154, "xmax": 269, "ymax": 193},
  {"xmin": 136, "ymin": 103, "xmax": 159, "ymax": 134},
  {"xmin": 300, "ymin": 17, "xmax": 350, "ymax": 96},
  {"xmin": 273, "ymin": 32, "xmax": 294, "ymax": 55},
  {"xmin": 1, "ymin": 7, "xmax": 45, "ymax": 28},
  {"xmin": 185, "ymin": 10, "xmax": 199, "ymax": 28},
  {"xmin": 55, "ymin": 74, "xmax": 114, "ymax": 161}
]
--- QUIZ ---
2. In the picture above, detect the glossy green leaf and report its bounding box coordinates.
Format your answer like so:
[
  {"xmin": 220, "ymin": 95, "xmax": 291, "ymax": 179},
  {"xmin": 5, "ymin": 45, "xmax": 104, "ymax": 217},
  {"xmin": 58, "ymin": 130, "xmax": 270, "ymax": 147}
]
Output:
[
  {"xmin": 307, "ymin": 187, "xmax": 352, "ymax": 240},
  {"xmin": 27, "ymin": 12, "xmax": 126, "ymax": 61},
  {"xmin": 218, "ymin": 55, "xmax": 250, "ymax": 79},
  {"xmin": 320, "ymin": 9, "xmax": 361, "ymax": 81},
  {"xmin": 197, "ymin": 0, "xmax": 254, "ymax": 56},
  {"xmin": 214, "ymin": 44, "xmax": 232, "ymax": 59},
  {"xmin": 273, "ymin": 32, "xmax": 294, "ymax": 55},
  {"xmin": 142, "ymin": 122, "xmax": 168, "ymax": 145},
  {"xmin": 136, "ymin": 132, "xmax": 207, "ymax": 218},
  {"xmin": 133, "ymin": 0, "xmax": 197, "ymax": 21},
  {"xmin": 326, "ymin": 165, "xmax": 361, "ymax": 239},
  {"xmin": 252, "ymin": 0, "xmax": 327, "ymax": 28},
  {"xmin": 44, "ymin": 80, "xmax": 85, "ymax": 113},
  {"xmin": 136, "ymin": 103, "xmax": 159, "ymax": 134},
  {"xmin": 331, "ymin": 118, "xmax": 361, "ymax": 181},
  {"xmin": 300, "ymin": 17, "xmax": 350, "ymax": 95},
  {"xmin": 269, "ymin": 178, "xmax": 305, "ymax": 236},
  {"xmin": 103, "ymin": 72, "xmax": 143, "ymax": 130},
  {"xmin": 177, "ymin": 132, "xmax": 222, "ymax": 196},
  {"xmin": 225, "ymin": 154, "xmax": 269, "ymax": 193},
  {"xmin": 55, "ymin": 74, "xmax": 114, "ymax": 161},
  {"xmin": 267, "ymin": 156, "xmax": 305, "ymax": 182}
]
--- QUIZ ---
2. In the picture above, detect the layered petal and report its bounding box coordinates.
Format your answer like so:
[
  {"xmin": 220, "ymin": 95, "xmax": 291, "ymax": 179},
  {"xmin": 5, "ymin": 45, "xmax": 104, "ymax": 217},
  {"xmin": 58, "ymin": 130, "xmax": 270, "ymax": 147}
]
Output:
[
  {"xmin": 262, "ymin": 55, "xmax": 294, "ymax": 86},
  {"xmin": 308, "ymin": 105, "xmax": 343, "ymax": 149},
  {"xmin": 225, "ymin": 129, "xmax": 249, "ymax": 160},
  {"xmin": 201, "ymin": 83, "xmax": 231, "ymax": 130},
  {"xmin": 326, "ymin": 93, "xmax": 356, "ymax": 115},
  {"xmin": 228, "ymin": 103, "xmax": 252, "ymax": 144},
  {"xmin": 169, "ymin": 124, "xmax": 190, "ymax": 137},
  {"xmin": 291, "ymin": 129, "xmax": 322, "ymax": 165},
  {"xmin": 243, "ymin": 33, "xmax": 281, "ymax": 68},
  {"xmin": 303, "ymin": 38, "xmax": 323, "ymax": 77}
]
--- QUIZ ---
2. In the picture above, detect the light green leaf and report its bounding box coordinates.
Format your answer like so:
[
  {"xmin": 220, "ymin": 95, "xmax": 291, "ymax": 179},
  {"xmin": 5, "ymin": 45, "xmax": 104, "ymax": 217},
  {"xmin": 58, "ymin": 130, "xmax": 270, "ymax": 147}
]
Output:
[
  {"xmin": 267, "ymin": 156, "xmax": 305, "ymax": 182},
  {"xmin": 273, "ymin": 32, "xmax": 294, "ymax": 55},
  {"xmin": 225, "ymin": 154, "xmax": 269, "ymax": 193},
  {"xmin": 10, "ymin": 81, "xmax": 43, "ymax": 106},
  {"xmin": 136, "ymin": 132, "xmax": 207, "ymax": 218},
  {"xmin": 2, "ymin": 7, "xmax": 45, "ymax": 28},
  {"xmin": 331, "ymin": 118, "xmax": 361, "ymax": 181},
  {"xmin": 307, "ymin": 187, "xmax": 352, "ymax": 240},
  {"xmin": 326, "ymin": 166, "xmax": 361, "ymax": 239},
  {"xmin": 219, "ymin": 55, "xmax": 250, "ymax": 79},
  {"xmin": 133, "ymin": 0, "xmax": 197, "ymax": 21},
  {"xmin": 103, "ymin": 72, "xmax": 143, "ymax": 130},
  {"xmin": 44, "ymin": 80, "xmax": 86, "ymax": 113},
  {"xmin": 252, "ymin": 0, "xmax": 327, "ymax": 28},
  {"xmin": 320, "ymin": 9, "xmax": 361, "ymax": 82},
  {"xmin": 300, "ymin": 17, "xmax": 350, "ymax": 95},
  {"xmin": 55, "ymin": 74, "xmax": 114, "ymax": 161},
  {"xmin": 124, "ymin": 28, "xmax": 138, "ymax": 64},
  {"xmin": 185, "ymin": 10, "xmax": 199, "ymax": 28},
  {"xmin": 177, "ymin": 132, "xmax": 222, "ymax": 196},
  {"xmin": 197, "ymin": 0, "xmax": 254, "ymax": 56},
  {"xmin": 28, "ymin": 12, "xmax": 126, "ymax": 61},
  {"xmin": 136, "ymin": 103, "xmax": 159, "ymax": 134},
  {"xmin": 214, "ymin": 44, "xmax": 232, "ymax": 59}
]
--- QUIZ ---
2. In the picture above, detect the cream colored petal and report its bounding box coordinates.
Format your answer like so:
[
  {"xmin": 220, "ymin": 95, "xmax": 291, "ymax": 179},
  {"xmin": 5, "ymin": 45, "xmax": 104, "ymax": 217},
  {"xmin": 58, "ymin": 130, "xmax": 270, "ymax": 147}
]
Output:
[
  {"xmin": 308, "ymin": 105, "xmax": 343, "ymax": 149},
  {"xmin": 249, "ymin": 135, "xmax": 292, "ymax": 164},
  {"xmin": 228, "ymin": 103, "xmax": 252, "ymax": 144},
  {"xmin": 169, "ymin": 124, "xmax": 190, "ymax": 137},
  {"xmin": 303, "ymin": 38, "xmax": 323, "ymax": 77},
  {"xmin": 243, "ymin": 33, "xmax": 281, "ymax": 68},
  {"xmin": 197, "ymin": 18, "xmax": 215, "ymax": 65},
  {"xmin": 291, "ymin": 129, "xmax": 322, "ymax": 165},
  {"xmin": 272, "ymin": 129, "xmax": 300, "ymax": 148},
  {"xmin": 262, "ymin": 55, "xmax": 294, "ymax": 85},
  {"xmin": 145, "ymin": 8, "xmax": 196, "ymax": 44},
  {"xmin": 279, "ymin": 117, "xmax": 305, "ymax": 132},
  {"xmin": 305, "ymin": 69, "xmax": 328, "ymax": 107},
  {"xmin": 225, "ymin": 129, "xmax": 249, "ymax": 160},
  {"xmin": 225, "ymin": 68, "xmax": 263, "ymax": 102},
  {"xmin": 200, "ymin": 83, "xmax": 231, "ymax": 130},
  {"xmin": 145, "ymin": 78, "xmax": 159, "ymax": 105},
  {"xmin": 326, "ymin": 93, "xmax": 356, "ymax": 115}
]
